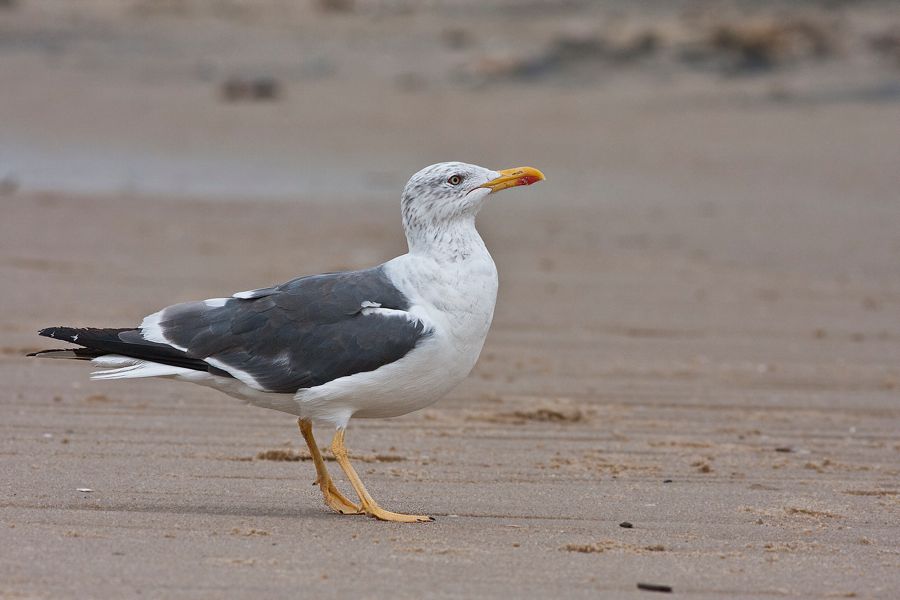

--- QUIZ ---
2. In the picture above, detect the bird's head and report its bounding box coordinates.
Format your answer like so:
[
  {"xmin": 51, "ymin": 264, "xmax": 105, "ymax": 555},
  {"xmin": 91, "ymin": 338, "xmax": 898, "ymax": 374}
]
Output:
[{"xmin": 400, "ymin": 161, "xmax": 545, "ymax": 246}]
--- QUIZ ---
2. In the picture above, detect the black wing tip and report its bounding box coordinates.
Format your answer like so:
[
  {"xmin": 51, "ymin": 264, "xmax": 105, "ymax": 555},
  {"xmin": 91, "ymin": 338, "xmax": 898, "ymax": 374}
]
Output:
[
  {"xmin": 37, "ymin": 326, "xmax": 136, "ymax": 339},
  {"xmin": 33, "ymin": 327, "xmax": 82, "ymax": 358},
  {"xmin": 34, "ymin": 326, "xmax": 216, "ymax": 374},
  {"xmin": 38, "ymin": 326, "xmax": 72, "ymax": 339},
  {"xmin": 28, "ymin": 348, "xmax": 65, "ymax": 357},
  {"xmin": 27, "ymin": 348, "xmax": 96, "ymax": 360}
]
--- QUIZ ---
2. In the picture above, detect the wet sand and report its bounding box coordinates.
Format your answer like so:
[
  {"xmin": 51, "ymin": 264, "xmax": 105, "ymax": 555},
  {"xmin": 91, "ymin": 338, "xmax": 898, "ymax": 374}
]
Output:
[{"xmin": 2, "ymin": 1, "xmax": 900, "ymax": 598}]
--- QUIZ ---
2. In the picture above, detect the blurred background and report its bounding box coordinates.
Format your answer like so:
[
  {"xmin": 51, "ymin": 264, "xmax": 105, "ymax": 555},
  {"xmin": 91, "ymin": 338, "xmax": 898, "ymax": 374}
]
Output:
[
  {"xmin": 1, "ymin": 0, "xmax": 898, "ymax": 199},
  {"xmin": 3, "ymin": 0, "xmax": 899, "ymax": 274}
]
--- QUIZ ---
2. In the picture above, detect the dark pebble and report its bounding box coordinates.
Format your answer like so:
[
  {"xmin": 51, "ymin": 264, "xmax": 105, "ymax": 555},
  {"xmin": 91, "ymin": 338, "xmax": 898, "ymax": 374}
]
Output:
[
  {"xmin": 637, "ymin": 583, "xmax": 673, "ymax": 593},
  {"xmin": 619, "ymin": 521, "xmax": 634, "ymax": 528},
  {"xmin": 251, "ymin": 78, "xmax": 280, "ymax": 100},
  {"xmin": 775, "ymin": 447, "xmax": 793, "ymax": 453},
  {"xmin": 663, "ymin": 479, "xmax": 673, "ymax": 483},
  {"xmin": 220, "ymin": 77, "xmax": 282, "ymax": 102}
]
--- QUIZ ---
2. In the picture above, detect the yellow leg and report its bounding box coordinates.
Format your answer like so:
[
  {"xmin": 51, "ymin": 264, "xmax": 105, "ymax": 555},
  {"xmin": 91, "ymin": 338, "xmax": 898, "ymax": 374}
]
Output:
[
  {"xmin": 330, "ymin": 428, "xmax": 433, "ymax": 523},
  {"xmin": 297, "ymin": 418, "xmax": 361, "ymax": 515}
]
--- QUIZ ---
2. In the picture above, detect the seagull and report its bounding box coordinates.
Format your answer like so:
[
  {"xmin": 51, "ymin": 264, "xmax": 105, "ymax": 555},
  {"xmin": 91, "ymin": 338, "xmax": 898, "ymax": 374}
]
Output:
[{"xmin": 29, "ymin": 162, "xmax": 545, "ymax": 522}]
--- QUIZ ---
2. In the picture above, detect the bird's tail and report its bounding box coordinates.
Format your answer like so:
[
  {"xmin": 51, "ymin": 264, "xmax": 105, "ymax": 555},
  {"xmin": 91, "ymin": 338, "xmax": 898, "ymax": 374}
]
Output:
[{"xmin": 29, "ymin": 326, "xmax": 211, "ymax": 380}]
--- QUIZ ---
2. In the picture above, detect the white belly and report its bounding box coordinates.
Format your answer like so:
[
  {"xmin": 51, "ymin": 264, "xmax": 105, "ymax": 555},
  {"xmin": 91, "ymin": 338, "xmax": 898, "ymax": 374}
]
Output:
[{"xmin": 293, "ymin": 331, "xmax": 480, "ymax": 425}]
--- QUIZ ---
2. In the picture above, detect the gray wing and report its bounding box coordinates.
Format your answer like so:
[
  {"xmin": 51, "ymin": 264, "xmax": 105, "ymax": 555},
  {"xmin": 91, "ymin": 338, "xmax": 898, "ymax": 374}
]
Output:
[{"xmin": 143, "ymin": 266, "xmax": 431, "ymax": 393}]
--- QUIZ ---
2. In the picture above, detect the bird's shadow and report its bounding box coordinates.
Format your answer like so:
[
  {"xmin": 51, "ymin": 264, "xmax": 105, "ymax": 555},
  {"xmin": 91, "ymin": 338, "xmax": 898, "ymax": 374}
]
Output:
[{"xmin": 68, "ymin": 498, "xmax": 337, "ymax": 520}]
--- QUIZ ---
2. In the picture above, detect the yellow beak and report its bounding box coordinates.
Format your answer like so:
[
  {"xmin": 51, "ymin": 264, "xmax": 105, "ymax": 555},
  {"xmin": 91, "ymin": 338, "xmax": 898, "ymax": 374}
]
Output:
[{"xmin": 479, "ymin": 166, "xmax": 546, "ymax": 193}]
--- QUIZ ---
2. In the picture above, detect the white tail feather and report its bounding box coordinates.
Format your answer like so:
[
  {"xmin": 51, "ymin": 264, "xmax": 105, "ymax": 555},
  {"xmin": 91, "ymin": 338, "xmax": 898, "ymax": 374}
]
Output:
[
  {"xmin": 92, "ymin": 355, "xmax": 141, "ymax": 368},
  {"xmin": 90, "ymin": 356, "xmax": 195, "ymax": 380}
]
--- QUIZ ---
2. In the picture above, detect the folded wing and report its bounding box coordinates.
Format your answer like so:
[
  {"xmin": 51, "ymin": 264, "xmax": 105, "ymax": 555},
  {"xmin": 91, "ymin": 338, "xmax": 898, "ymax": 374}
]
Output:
[{"xmin": 141, "ymin": 267, "xmax": 431, "ymax": 393}]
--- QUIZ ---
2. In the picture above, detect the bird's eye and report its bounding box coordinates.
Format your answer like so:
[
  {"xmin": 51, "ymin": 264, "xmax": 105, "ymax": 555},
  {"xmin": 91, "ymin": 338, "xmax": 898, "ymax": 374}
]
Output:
[{"xmin": 448, "ymin": 175, "xmax": 463, "ymax": 186}]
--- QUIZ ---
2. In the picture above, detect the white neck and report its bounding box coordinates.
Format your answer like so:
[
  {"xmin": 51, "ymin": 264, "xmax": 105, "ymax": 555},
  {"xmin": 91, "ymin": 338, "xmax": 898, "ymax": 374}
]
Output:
[{"xmin": 404, "ymin": 214, "xmax": 489, "ymax": 263}]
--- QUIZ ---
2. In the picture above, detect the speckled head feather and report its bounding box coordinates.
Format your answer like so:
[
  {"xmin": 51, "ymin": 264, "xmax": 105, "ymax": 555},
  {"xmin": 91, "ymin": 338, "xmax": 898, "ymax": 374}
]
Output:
[{"xmin": 400, "ymin": 162, "xmax": 500, "ymax": 255}]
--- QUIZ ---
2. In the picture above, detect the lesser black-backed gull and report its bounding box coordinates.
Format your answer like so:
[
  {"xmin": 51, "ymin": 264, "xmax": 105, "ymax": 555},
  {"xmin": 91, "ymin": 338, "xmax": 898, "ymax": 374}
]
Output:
[{"xmin": 30, "ymin": 162, "xmax": 545, "ymax": 522}]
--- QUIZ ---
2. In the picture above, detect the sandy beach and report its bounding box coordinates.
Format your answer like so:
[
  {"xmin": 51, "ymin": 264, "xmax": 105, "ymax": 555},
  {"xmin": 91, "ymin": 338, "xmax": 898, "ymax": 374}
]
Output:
[{"xmin": 2, "ymin": 1, "xmax": 899, "ymax": 598}]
